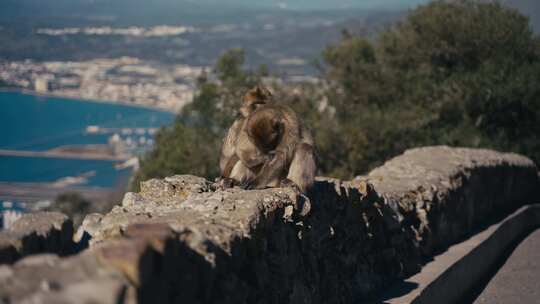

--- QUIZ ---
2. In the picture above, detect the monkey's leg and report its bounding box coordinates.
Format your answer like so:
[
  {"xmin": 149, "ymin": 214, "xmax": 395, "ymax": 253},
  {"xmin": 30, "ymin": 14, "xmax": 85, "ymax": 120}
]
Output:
[
  {"xmin": 217, "ymin": 158, "xmax": 258, "ymax": 189},
  {"xmin": 219, "ymin": 118, "xmax": 244, "ymax": 175},
  {"xmin": 230, "ymin": 160, "xmax": 257, "ymax": 186},
  {"xmin": 236, "ymin": 143, "xmax": 270, "ymax": 169},
  {"xmin": 221, "ymin": 154, "xmax": 240, "ymax": 178},
  {"xmin": 217, "ymin": 154, "xmax": 243, "ymax": 189},
  {"xmin": 243, "ymin": 151, "xmax": 287, "ymax": 190},
  {"xmin": 285, "ymin": 143, "xmax": 316, "ymax": 193}
]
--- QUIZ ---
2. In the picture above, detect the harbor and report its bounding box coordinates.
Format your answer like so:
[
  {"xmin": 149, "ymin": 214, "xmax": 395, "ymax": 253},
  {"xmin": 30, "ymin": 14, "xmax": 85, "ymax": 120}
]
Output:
[{"xmin": 0, "ymin": 91, "xmax": 174, "ymax": 224}]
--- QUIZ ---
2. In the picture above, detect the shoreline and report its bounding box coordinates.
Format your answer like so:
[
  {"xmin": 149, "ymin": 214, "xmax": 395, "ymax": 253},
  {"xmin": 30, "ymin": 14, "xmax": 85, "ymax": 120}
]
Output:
[
  {"xmin": 0, "ymin": 87, "xmax": 178, "ymax": 114},
  {"xmin": 0, "ymin": 181, "xmax": 120, "ymax": 204}
]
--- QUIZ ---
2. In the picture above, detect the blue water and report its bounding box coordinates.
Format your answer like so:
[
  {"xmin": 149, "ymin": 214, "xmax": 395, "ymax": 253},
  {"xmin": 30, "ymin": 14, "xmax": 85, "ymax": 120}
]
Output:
[
  {"xmin": 0, "ymin": 92, "xmax": 174, "ymax": 187},
  {"xmin": 0, "ymin": 156, "xmax": 132, "ymax": 187}
]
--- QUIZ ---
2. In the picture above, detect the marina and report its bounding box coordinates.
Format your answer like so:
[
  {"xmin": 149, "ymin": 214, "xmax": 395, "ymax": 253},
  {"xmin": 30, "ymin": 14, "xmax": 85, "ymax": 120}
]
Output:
[{"xmin": 0, "ymin": 91, "xmax": 174, "ymax": 204}]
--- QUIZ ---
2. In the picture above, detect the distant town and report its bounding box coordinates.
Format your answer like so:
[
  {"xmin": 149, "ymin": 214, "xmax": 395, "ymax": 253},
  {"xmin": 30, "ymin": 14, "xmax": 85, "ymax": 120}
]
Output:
[{"xmin": 0, "ymin": 57, "xmax": 202, "ymax": 112}]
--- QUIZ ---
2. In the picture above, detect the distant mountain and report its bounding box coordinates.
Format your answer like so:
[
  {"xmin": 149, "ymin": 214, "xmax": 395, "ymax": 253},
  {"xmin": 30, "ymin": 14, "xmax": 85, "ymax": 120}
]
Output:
[
  {"xmin": 506, "ymin": 0, "xmax": 540, "ymax": 32},
  {"xmin": 1, "ymin": 0, "xmax": 537, "ymax": 31},
  {"xmin": 0, "ymin": 0, "xmax": 427, "ymax": 14},
  {"xmin": 0, "ymin": 0, "xmax": 249, "ymax": 25},
  {"xmin": 198, "ymin": 0, "xmax": 427, "ymax": 10},
  {"xmin": 0, "ymin": 0, "xmax": 423, "ymax": 25}
]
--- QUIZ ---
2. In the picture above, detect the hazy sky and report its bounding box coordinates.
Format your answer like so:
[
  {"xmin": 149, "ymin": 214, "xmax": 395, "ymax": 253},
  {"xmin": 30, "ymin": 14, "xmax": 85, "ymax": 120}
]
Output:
[
  {"xmin": 205, "ymin": 0, "xmax": 430, "ymax": 10},
  {"xmin": 2, "ymin": 0, "xmax": 537, "ymax": 31}
]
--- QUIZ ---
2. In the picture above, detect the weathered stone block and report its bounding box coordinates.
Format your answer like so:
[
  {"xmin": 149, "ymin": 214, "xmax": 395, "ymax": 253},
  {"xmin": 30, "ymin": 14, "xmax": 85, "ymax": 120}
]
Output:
[
  {"xmin": 0, "ymin": 252, "xmax": 132, "ymax": 304},
  {"xmin": 0, "ymin": 212, "xmax": 75, "ymax": 264}
]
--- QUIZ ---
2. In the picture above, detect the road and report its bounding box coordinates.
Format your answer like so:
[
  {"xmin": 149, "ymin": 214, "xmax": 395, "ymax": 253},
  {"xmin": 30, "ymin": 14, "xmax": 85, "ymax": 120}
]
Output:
[{"xmin": 474, "ymin": 228, "xmax": 540, "ymax": 303}]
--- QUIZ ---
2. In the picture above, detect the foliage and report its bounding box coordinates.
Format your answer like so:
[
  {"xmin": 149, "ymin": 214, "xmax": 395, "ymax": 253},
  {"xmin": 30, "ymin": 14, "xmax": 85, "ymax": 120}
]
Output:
[
  {"xmin": 320, "ymin": 0, "xmax": 540, "ymax": 177},
  {"xmin": 133, "ymin": 0, "xmax": 540, "ymax": 185},
  {"xmin": 46, "ymin": 192, "xmax": 92, "ymax": 227}
]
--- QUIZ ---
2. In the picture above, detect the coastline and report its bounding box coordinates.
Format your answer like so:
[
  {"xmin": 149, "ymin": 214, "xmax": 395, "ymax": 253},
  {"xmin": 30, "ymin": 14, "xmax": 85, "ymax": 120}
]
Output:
[
  {"xmin": 0, "ymin": 87, "xmax": 170, "ymax": 192},
  {"xmin": 0, "ymin": 180, "xmax": 119, "ymax": 204},
  {"xmin": 0, "ymin": 87, "xmax": 178, "ymax": 114}
]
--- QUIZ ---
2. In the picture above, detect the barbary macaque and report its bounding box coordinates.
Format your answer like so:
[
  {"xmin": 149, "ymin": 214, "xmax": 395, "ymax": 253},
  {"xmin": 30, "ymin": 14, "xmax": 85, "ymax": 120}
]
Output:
[
  {"xmin": 219, "ymin": 86, "xmax": 316, "ymax": 193},
  {"xmin": 219, "ymin": 86, "xmax": 272, "ymax": 181}
]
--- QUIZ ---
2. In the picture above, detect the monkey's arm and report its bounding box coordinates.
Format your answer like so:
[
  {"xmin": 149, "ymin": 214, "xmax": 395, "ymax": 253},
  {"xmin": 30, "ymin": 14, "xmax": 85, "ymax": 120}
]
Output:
[
  {"xmin": 285, "ymin": 143, "xmax": 316, "ymax": 193},
  {"xmin": 219, "ymin": 118, "xmax": 244, "ymax": 177}
]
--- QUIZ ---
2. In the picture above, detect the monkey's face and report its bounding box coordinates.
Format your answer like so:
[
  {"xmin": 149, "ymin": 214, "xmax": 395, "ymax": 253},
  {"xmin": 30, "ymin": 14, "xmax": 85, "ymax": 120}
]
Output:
[
  {"xmin": 239, "ymin": 98, "xmax": 266, "ymax": 117},
  {"xmin": 239, "ymin": 86, "xmax": 273, "ymax": 117}
]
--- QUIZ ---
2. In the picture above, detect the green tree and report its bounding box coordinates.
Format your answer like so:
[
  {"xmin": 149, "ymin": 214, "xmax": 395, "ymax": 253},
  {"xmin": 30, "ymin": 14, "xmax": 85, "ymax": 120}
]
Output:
[
  {"xmin": 321, "ymin": 0, "xmax": 540, "ymax": 177},
  {"xmin": 133, "ymin": 0, "xmax": 539, "ymax": 186},
  {"xmin": 47, "ymin": 192, "xmax": 92, "ymax": 227}
]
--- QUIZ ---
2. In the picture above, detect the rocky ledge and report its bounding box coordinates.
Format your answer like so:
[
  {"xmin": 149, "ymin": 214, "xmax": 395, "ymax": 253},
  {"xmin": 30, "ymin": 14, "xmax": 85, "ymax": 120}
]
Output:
[
  {"xmin": 0, "ymin": 146, "xmax": 537, "ymax": 304},
  {"xmin": 0, "ymin": 212, "xmax": 74, "ymax": 264}
]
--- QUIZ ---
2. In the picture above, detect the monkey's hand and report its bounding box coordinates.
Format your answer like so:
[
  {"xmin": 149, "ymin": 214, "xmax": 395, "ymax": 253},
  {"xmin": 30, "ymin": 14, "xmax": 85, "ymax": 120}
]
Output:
[
  {"xmin": 240, "ymin": 179, "xmax": 255, "ymax": 190},
  {"xmin": 216, "ymin": 177, "xmax": 236, "ymax": 189},
  {"xmin": 241, "ymin": 153, "xmax": 271, "ymax": 169},
  {"xmin": 280, "ymin": 178, "xmax": 301, "ymax": 192}
]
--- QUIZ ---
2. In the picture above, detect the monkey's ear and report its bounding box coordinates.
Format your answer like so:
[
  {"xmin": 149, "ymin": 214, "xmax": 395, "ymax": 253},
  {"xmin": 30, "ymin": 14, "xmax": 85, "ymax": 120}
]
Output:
[
  {"xmin": 254, "ymin": 86, "xmax": 265, "ymax": 99},
  {"xmin": 264, "ymin": 87, "xmax": 273, "ymax": 99},
  {"xmin": 243, "ymin": 86, "xmax": 258, "ymax": 102},
  {"xmin": 255, "ymin": 85, "xmax": 272, "ymax": 100},
  {"xmin": 241, "ymin": 90, "xmax": 249, "ymax": 102}
]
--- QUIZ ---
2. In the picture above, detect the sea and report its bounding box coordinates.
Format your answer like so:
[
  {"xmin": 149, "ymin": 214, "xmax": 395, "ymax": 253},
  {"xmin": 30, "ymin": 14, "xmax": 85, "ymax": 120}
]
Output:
[{"xmin": 0, "ymin": 91, "xmax": 174, "ymax": 188}]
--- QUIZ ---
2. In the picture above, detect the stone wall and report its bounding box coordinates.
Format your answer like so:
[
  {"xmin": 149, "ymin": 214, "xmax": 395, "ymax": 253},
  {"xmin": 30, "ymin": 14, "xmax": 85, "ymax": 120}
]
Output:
[
  {"xmin": 363, "ymin": 146, "xmax": 538, "ymax": 257},
  {"xmin": 0, "ymin": 146, "xmax": 537, "ymax": 303},
  {"xmin": 0, "ymin": 212, "xmax": 75, "ymax": 264}
]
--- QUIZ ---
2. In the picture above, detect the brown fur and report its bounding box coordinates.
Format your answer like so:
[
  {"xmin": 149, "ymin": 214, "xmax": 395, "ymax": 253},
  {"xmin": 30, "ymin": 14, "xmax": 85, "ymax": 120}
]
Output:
[
  {"xmin": 247, "ymin": 107, "xmax": 283, "ymax": 153},
  {"xmin": 219, "ymin": 86, "xmax": 317, "ymax": 193},
  {"xmin": 219, "ymin": 86, "xmax": 272, "ymax": 177},
  {"xmin": 239, "ymin": 86, "xmax": 273, "ymax": 118}
]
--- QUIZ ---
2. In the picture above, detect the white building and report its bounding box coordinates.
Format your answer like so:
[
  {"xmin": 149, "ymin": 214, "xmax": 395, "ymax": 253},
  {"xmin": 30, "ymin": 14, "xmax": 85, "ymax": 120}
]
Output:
[
  {"xmin": 34, "ymin": 77, "xmax": 49, "ymax": 93},
  {"xmin": 0, "ymin": 201, "xmax": 26, "ymax": 230}
]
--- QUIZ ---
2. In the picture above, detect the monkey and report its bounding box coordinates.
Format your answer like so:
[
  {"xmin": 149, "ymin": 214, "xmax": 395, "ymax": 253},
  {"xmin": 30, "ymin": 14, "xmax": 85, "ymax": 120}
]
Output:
[
  {"xmin": 218, "ymin": 86, "xmax": 317, "ymax": 193},
  {"xmin": 218, "ymin": 86, "xmax": 272, "ymax": 184},
  {"xmin": 239, "ymin": 104, "xmax": 316, "ymax": 193}
]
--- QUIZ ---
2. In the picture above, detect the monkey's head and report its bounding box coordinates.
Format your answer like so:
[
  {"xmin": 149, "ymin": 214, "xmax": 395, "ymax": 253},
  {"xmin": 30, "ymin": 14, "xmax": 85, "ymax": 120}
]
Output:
[
  {"xmin": 239, "ymin": 85, "xmax": 273, "ymax": 117},
  {"xmin": 247, "ymin": 107, "xmax": 283, "ymax": 153}
]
